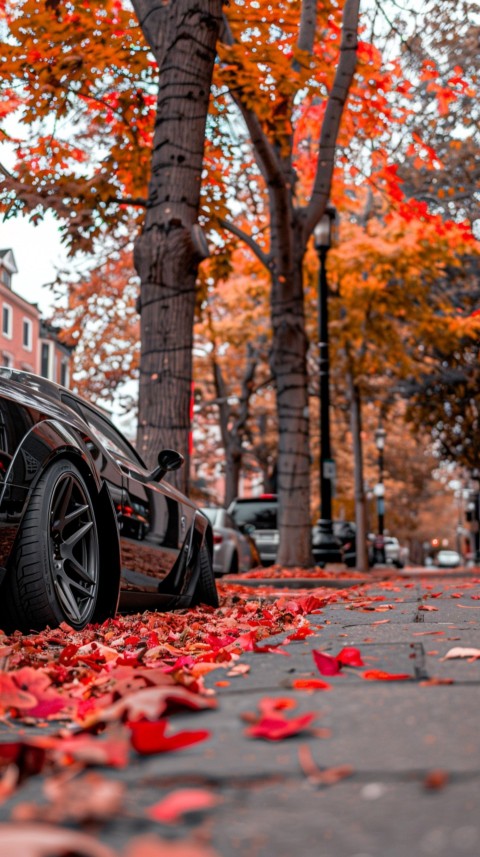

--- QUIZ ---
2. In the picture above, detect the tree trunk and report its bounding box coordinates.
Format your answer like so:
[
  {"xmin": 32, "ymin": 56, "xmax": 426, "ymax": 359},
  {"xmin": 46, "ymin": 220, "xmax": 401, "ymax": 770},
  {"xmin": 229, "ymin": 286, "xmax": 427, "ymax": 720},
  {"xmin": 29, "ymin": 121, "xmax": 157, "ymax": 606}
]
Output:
[
  {"xmin": 224, "ymin": 449, "xmax": 242, "ymax": 508},
  {"xmin": 272, "ymin": 263, "xmax": 314, "ymax": 567},
  {"xmin": 132, "ymin": 0, "xmax": 222, "ymax": 489},
  {"xmin": 347, "ymin": 371, "xmax": 369, "ymax": 573}
]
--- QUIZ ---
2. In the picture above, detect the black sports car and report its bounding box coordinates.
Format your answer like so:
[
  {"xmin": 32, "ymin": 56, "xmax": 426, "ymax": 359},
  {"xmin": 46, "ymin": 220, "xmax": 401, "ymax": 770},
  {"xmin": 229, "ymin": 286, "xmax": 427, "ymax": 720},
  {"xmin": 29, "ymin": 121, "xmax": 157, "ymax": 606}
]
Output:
[{"xmin": 0, "ymin": 368, "xmax": 218, "ymax": 633}]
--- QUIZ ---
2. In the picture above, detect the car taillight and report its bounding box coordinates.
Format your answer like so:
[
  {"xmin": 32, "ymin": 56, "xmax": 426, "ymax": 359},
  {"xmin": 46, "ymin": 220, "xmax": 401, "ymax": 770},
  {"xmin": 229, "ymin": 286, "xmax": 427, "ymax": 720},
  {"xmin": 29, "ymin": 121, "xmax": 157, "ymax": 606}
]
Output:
[{"xmin": 213, "ymin": 534, "xmax": 223, "ymax": 545}]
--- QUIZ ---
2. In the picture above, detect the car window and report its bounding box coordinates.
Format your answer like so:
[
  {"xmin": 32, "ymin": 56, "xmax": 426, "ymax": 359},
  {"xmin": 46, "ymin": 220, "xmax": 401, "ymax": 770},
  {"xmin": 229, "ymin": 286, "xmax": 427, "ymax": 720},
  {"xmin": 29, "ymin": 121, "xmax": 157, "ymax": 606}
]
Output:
[
  {"xmin": 77, "ymin": 403, "xmax": 145, "ymax": 467},
  {"xmin": 224, "ymin": 514, "xmax": 236, "ymax": 529},
  {"xmin": 202, "ymin": 508, "xmax": 218, "ymax": 526},
  {"xmin": 231, "ymin": 501, "xmax": 277, "ymax": 530}
]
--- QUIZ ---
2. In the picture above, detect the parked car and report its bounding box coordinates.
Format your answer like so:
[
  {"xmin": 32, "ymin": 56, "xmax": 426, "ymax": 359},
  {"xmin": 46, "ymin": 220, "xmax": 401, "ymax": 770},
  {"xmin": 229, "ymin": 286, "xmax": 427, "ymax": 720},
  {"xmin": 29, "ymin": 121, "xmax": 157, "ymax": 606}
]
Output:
[
  {"xmin": 435, "ymin": 549, "xmax": 461, "ymax": 568},
  {"xmin": 384, "ymin": 536, "xmax": 404, "ymax": 568},
  {"xmin": 0, "ymin": 368, "xmax": 218, "ymax": 633},
  {"xmin": 201, "ymin": 506, "xmax": 260, "ymax": 575},
  {"xmin": 332, "ymin": 520, "xmax": 357, "ymax": 568},
  {"xmin": 228, "ymin": 495, "xmax": 279, "ymax": 566}
]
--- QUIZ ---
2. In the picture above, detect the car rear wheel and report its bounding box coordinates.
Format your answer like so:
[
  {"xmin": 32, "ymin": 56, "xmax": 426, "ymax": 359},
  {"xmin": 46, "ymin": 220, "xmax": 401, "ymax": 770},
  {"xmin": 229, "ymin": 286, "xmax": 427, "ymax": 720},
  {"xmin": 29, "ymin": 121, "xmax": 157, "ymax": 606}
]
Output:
[{"xmin": 1, "ymin": 460, "xmax": 100, "ymax": 633}]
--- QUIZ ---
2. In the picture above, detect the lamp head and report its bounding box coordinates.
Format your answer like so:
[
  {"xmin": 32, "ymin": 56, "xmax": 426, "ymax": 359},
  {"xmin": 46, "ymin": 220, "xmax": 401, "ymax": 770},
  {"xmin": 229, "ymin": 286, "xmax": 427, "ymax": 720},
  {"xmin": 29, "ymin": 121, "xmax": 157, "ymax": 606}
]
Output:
[
  {"xmin": 314, "ymin": 205, "xmax": 338, "ymax": 251},
  {"xmin": 375, "ymin": 426, "xmax": 387, "ymax": 451}
]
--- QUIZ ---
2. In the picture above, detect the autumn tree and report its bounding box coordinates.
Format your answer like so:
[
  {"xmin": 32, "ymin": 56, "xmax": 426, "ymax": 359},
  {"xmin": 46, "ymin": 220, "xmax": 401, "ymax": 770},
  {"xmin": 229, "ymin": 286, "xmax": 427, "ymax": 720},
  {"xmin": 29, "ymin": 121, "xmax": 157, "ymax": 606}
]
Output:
[
  {"xmin": 130, "ymin": 0, "xmax": 222, "ymax": 484},
  {"xmin": 323, "ymin": 199, "xmax": 479, "ymax": 568},
  {"xmin": 1, "ymin": 0, "xmax": 222, "ymax": 494},
  {"xmin": 198, "ymin": 0, "xmax": 365, "ymax": 566}
]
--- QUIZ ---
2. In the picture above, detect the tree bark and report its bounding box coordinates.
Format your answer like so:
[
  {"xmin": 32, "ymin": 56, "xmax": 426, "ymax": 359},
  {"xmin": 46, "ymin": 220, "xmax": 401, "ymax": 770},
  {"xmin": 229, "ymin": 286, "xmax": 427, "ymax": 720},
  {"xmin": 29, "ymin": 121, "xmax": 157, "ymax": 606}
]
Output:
[
  {"xmin": 271, "ymin": 250, "xmax": 314, "ymax": 567},
  {"xmin": 347, "ymin": 371, "xmax": 369, "ymax": 573},
  {"xmin": 132, "ymin": 0, "xmax": 222, "ymax": 488}
]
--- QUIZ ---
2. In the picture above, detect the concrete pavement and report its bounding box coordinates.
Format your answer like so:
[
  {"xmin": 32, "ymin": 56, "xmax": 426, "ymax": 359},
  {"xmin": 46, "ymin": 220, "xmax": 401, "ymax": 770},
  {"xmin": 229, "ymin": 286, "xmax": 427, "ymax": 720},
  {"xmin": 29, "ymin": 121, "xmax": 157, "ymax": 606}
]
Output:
[{"xmin": 1, "ymin": 569, "xmax": 480, "ymax": 856}]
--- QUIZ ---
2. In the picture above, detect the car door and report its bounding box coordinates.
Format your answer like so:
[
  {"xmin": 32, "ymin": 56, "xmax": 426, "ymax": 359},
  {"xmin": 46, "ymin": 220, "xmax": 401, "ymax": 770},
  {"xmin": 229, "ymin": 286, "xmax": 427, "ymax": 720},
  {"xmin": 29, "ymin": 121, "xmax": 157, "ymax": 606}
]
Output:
[{"xmin": 76, "ymin": 403, "xmax": 185, "ymax": 592}]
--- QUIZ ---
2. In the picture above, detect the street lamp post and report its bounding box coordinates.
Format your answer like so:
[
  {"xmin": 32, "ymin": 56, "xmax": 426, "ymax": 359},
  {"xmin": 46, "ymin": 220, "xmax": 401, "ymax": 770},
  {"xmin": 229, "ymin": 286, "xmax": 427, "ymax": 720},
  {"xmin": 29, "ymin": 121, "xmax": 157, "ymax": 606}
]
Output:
[
  {"xmin": 312, "ymin": 206, "xmax": 342, "ymax": 566},
  {"xmin": 373, "ymin": 423, "xmax": 387, "ymax": 565}
]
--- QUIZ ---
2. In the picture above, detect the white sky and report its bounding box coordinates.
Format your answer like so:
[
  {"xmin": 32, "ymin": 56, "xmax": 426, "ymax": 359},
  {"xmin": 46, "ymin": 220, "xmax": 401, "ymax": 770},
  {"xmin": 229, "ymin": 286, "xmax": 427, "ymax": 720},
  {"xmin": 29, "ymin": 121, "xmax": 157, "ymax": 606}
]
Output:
[{"xmin": 1, "ymin": 213, "xmax": 66, "ymax": 316}]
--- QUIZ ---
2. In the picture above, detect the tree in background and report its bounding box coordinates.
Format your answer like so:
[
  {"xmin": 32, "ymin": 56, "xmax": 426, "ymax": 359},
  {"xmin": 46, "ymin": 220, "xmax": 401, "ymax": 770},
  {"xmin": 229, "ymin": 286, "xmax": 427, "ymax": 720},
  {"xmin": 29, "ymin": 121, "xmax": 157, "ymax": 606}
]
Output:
[
  {"xmin": 205, "ymin": 0, "xmax": 364, "ymax": 565},
  {"xmin": 193, "ymin": 246, "xmax": 272, "ymax": 506},
  {"xmin": 52, "ymin": 249, "xmax": 139, "ymax": 403}
]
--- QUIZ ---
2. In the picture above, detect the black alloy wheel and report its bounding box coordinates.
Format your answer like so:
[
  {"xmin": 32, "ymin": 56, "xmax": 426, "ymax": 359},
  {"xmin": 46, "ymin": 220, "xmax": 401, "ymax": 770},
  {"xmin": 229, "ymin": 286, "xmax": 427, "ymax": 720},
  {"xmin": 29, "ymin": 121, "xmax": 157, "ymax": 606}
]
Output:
[
  {"xmin": 48, "ymin": 467, "xmax": 99, "ymax": 626},
  {"xmin": 1, "ymin": 460, "xmax": 100, "ymax": 632}
]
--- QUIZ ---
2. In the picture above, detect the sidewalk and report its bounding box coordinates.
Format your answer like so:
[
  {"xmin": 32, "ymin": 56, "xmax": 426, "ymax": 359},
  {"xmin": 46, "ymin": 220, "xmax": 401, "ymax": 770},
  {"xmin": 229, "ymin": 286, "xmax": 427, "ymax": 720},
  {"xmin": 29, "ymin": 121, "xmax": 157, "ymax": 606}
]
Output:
[{"xmin": 1, "ymin": 570, "xmax": 480, "ymax": 856}]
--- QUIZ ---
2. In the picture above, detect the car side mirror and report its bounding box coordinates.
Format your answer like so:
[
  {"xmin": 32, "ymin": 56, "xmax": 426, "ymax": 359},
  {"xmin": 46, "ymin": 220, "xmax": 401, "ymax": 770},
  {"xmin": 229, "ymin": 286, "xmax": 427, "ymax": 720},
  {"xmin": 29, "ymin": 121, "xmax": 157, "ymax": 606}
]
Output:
[
  {"xmin": 242, "ymin": 523, "xmax": 255, "ymax": 535},
  {"xmin": 150, "ymin": 448, "xmax": 184, "ymax": 483}
]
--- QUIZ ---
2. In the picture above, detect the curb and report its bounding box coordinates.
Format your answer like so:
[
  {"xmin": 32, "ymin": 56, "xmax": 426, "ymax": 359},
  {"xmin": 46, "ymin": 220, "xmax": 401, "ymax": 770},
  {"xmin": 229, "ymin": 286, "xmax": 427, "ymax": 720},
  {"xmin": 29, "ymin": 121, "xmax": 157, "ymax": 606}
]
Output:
[{"xmin": 219, "ymin": 577, "xmax": 370, "ymax": 589}]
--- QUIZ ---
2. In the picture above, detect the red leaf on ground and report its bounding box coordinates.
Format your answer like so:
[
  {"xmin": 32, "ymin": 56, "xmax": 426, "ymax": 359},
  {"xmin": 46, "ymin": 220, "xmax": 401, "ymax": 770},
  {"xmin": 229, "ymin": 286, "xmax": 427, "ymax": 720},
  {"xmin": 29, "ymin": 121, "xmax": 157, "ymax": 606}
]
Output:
[
  {"xmin": 47, "ymin": 733, "xmax": 130, "ymax": 768},
  {"xmin": 147, "ymin": 788, "xmax": 221, "ymax": 823},
  {"xmin": 312, "ymin": 650, "xmax": 342, "ymax": 675},
  {"xmin": 286, "ymin": 626, "xmax": 316, "ymax": 641},
  {"xmin": 298, "ymin": 745, "xmax": 354, "ymax": 786},
  {"xmin": 259, "ymin": 696, "xmax": 297, "ymax": 715},
  {"xmin": 336, "ymin": 647, "xmax": 364, "ymax": 667},
  {"xmin": 123, "ymin": 834, "xmax": 221, "ymax": 857},
  {"xmin": 418, "ymin": 605, "xmax": 438, "ymax": 612},
  {"xmin": 13, "ymin": 772, "xmax": 125, "ymax": 823},
  {"xmin": 246, "ymin": 712, "xmax": 316, "ymax": 741},
  {"xmin": 129, "ymin": 719, "xmax": 210, "ymax": 755},
  {"xmin": 83, "ymin": 685, "xmax": 216, "ymax": 726},
  {"xmin": 292, "ymin": 678, "xmax": 331, "ymax": 691},
  {"xmin": 423, "ymin": 769, "xmax": 449, "ymax": 790},
  {"xmin": 362, "ymin": 670, "xmax": 411, "ymax": 681},
  {"xmin": 9, "ymin": 667, "xmax": 68, "ymax": 718},
  {"xmin": 0, "ymin": 673, "xmax": 37, "ymax": 710},
  {"xmin": 0, "ymin": 823, "xmax": 116, "ymax": 857}
]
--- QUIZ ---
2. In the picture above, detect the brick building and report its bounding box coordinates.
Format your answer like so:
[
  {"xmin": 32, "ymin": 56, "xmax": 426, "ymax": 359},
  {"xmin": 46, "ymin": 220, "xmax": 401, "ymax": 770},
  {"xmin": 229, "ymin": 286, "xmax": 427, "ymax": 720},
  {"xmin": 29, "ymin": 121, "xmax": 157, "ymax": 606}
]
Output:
[{"xmin": 0, "ymin": 249, "xmax": 74, "ymax": 386}]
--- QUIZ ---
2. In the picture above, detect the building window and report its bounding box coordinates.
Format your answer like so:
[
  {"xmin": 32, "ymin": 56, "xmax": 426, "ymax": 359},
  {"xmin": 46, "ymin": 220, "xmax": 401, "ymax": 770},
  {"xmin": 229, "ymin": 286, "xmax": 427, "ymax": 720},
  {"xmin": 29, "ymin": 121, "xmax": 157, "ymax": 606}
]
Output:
[
  {"xmin": 23, "ymin": 318, "xmax": 33, "ymax": 351},
  {"xmin": 1, "ymin": 269, "xmax": 11, "ymax": 289},
  {"xmin": 60, "ymin": 358, "xmax": 70, "ymax": 388},
  {"xmin": 2, "ymin": 353, "xmax": 13, "ymax": 368},
  {"xmin": 41, "ymin": 342, "xmax": 52, "ymax": 379},
  {"xmin": 2, "ymin": 304, "xmax": 12, "ymax": 339}
]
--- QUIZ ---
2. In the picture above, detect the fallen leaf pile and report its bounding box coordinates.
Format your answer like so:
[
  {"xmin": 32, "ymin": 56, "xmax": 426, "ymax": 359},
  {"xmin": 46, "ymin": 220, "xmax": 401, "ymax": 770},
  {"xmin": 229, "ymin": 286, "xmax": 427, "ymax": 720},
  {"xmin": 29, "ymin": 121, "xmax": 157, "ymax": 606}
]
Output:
[
  {"xmin": 0, "ymin": 584, "xmax": 342, "ymax": 802},
  {"xmin": 1, "ymin": 573, "xmax": 479, "ymax": 854}
]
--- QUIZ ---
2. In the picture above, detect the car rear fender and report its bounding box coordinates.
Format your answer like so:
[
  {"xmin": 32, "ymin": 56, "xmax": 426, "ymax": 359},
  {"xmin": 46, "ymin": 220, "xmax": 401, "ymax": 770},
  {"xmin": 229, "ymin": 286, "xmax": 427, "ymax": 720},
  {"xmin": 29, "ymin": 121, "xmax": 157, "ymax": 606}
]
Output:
[{"xmin": 1, "ymin": 418, "xmax": 103, "ymax": 505}]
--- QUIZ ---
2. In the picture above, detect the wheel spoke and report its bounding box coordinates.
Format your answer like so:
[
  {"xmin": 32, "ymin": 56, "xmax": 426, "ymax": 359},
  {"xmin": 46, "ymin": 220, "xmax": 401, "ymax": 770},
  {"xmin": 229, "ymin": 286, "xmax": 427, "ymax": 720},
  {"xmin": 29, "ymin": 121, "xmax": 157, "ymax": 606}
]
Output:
[
  {"xmin": 54, "ymin": 576, "xmax": 82, "ymax": 623},
  {"xmin": 62, "ymin": 503, "xmax": 90, "ymax": 528},
  {"xmin": 51, "ymin": 476, "xmax": 74, "ymax": 533},
  {"xmin": 63, "ymin": 520, "xmax": 94, "ymax": 551},
  {"xmin": 68, "ymin": 578, "xmax": 96, "ymax": 601}
]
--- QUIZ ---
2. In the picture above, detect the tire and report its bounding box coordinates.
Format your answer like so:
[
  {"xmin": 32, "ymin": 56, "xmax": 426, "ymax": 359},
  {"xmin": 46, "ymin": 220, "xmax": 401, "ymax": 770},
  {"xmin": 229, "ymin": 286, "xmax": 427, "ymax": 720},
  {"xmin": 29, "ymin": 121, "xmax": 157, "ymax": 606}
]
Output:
[
  {"xmin": 1, "ymin": 460, "xmax": 100, "ymax": 633},
  {"xmin": 228, "ymin": 551, "xmax": 239, "ymax": 575},
  {"xmin": 192, "ymin": 545, "xmax": 219, "ymax": 608}
]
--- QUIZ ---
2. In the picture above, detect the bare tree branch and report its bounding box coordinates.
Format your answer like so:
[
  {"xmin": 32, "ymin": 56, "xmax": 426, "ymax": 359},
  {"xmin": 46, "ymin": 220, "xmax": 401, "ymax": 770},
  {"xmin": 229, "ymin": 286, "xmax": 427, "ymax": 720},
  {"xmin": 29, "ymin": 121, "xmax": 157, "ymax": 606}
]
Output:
[
  {"xmin": 304, "ymin": 0, "xmax": 360, "ymax": 237},
  {"xmin": 218, "ymin": 217, "xmax": 270, "ymax": 268},
  {"xmin": 297, "ymin": 0, "xmax": 318, "ymax": 55},
  {"xmin": 130, "ymin": 0, "xmax": 169, "ymax": 61}
]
